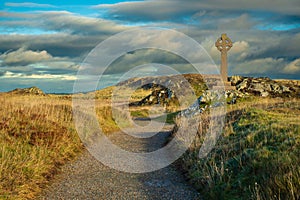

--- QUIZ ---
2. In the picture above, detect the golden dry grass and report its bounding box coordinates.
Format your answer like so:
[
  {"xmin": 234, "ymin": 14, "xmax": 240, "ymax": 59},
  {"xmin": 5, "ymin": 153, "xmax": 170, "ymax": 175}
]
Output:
[
  {"xmin": 2, "ymin": 82, "xmax": 298, "ymax": 200},
  {"xmin": 0, "ymin": 93, "xmax": 121, "ymax": 199},
  {"xmin": 0, "ymin": 83, "xmax": 188, "ymax": 199}
]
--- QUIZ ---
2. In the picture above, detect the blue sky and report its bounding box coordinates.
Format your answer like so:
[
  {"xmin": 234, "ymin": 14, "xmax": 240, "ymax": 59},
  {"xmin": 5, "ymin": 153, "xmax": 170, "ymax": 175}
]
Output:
[{"xmin": 0, "ymin": 0, "xmax": 300, "ymax": 93}]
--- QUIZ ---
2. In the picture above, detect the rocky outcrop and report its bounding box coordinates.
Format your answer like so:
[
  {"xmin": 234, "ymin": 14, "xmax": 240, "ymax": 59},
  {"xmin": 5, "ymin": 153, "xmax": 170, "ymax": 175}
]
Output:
[
  {"xmin": 200, "ymin": 89, "xmax": 247, "ymax": 104},
  {"xmin": 230, "ymin": 75, "xmax": 244, "ymax": 86},
  {"xmin": 229, "ymin": 76, "xmax": 299, "ymax": 97},
  {"xmin": 118, "ymin": 74, "xmax": 205, "ymax": 88},
  {"xmin": 128, "ymin": 74, "xmax": 299, "ymax": 109},
  {"xmin": 130, "ymin": 87, "xmax": 175, "ymax": 106},
  {"xmin": 127, "ymin": 74, "xmax": 299, "ymax": 120},
  {"xmin": 118, "ymin": 74, "xmax": 206, "ymax": 97},
  {"xmin": 8, "ymin": 86, "xmax": 45, "ymax": 96}
]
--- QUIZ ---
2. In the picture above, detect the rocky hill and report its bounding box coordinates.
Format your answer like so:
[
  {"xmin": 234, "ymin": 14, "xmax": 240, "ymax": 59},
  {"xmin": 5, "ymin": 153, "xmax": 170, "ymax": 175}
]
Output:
[
  {"xmin": 117, "ymin": 74, "xmax": 207, "ymax": 97},
  {"xmin": 7, "ymin": 86, "xmax": 45, "ymax": 96},
  {"xmin": 124, "ymin": 74, "xmax": 299, "ymax": 109},
  {"xmin": 230, "ymin": 76, "xmax": 300, "ymax": 98}
]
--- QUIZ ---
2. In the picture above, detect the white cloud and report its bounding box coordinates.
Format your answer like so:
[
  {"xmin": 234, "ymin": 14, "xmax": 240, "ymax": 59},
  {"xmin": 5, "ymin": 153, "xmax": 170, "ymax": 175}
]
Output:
[
  {"xmin": 0, "ymin": 10, "xmax": 127, "ymax": 36},
  {"xmin": 232, "ymin": 57, "xmax": 285, "ymax": 74},
  {"xmin": 1, "ymin": 71, "xmax": 77, "ymax": 80},
  {"xmin": 5, "ymin": 2, "xmax": 56, "ymax": 8},
  {"xmin": 283, "ymin": 59, "xmax": 300, "ymax": 74},
  {"xmin": 39, "ymin": 11, "xmax": 127, "ymax": 34},
  {"xmin": 231, "ymin": 41, "xmax": 249, "ymax": 54},
  {"xmin": 217, "ymin": 14, "xmax": 257, "ymax": 30},
  {"xmin": 0, "ymin": 48, "xmax": 52, "ymax": 66},
  {"xmin": 1, "ymin": 71, "xmax": 23, "ymax": 78}
]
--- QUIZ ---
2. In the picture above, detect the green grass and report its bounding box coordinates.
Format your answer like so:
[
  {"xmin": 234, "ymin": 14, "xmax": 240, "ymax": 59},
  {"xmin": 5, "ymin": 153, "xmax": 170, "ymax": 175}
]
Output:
[
  {"xmin": 180, "ymin": 101, "xmax": 300, "ymax": 200},
  {"xmin": 130, "ymin": 108, "xmax": 179, "ymax": 124},
  {"xmin": 130, "ymin": 109, "xmax": 150, "ymax": 118},
  {"xmin": 153, "ymin": 111, "xmax": 180, "ymax": 124}
]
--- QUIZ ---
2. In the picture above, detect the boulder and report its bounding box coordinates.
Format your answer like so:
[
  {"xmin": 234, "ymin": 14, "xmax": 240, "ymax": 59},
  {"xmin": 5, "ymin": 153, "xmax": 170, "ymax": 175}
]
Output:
[
  {"xmin": 132, "ymin": 87, "xmax": 174, "ymax": 106},
  {"xmin": 261, "ymin": 91, "xmax": 269, "ymax": 97},
  {"xmin": 236, "ymin": 79, "xmax": 249, "ymax": 91},
  {"xmin": 229, "ymin": 75, "xmax": 244, "ymax": 86}
]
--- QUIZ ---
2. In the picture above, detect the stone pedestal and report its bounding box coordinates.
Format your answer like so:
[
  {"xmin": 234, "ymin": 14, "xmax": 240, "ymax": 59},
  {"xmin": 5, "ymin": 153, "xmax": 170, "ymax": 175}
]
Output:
[{"xmin": 212, "ymin": 80, "xmax": 236, "ymax": 91}]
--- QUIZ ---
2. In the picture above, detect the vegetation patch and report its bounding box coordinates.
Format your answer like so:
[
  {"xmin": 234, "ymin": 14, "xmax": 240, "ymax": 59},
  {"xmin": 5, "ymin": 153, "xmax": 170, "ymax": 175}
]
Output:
[
  {"xmin": 153, "ymin": 111, "xmax": 180, "ymax": 124},
  {"xmin": 180, "ymin": 101, "xmax": 300, "ymax": 200},
  {"xmin": 0, "ymin": 95, "xmax": 119, "ymax": 199}
]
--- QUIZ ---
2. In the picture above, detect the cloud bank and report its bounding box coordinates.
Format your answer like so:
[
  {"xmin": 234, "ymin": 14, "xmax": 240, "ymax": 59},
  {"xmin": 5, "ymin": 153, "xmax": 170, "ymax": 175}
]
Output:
[{"xmin": 0, "ymin": 0, "xmax": 299, "ymax": 92}]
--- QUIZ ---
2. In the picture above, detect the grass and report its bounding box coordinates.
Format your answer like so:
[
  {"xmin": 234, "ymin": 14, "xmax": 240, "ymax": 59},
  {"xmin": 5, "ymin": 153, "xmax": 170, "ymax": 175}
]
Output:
[
  {"xmin": 0, "ymin": 83, "xmax": 182, "ymax": 199},
  {"xmin": 0, "ymin": 94, "xmax": 120, "ymax": 199},
  {"xmin": 129, "ymin": 107, "xmax": 179, "ymax": 124},
  {"xmin": 1, "ymin": 80, "xmax": 298, "ymax": 199},
  {"xmin": 153, "ymin": 111, "xmax": 180, "ymax": 124},
  {"xmin": 130, "ymin": 109, "xmax": 150, "ymax": 118},
  {"xmin": 179, "ymin": 99, "xmax": 300, "ymax": 200},
  {"xmin": 0, "ymin": 95, "xmax": 80, "ymax": 199},
  {"xmin": 129, "ymin": 88, "xmax": 152, "ymax": 102}
]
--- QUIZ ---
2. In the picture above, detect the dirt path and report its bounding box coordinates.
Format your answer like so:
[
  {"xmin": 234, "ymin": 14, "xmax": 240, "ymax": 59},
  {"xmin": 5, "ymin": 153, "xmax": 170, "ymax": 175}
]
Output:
[{"xmin": 38, "ymin": 119, "xmax": 201, "ymax": 200}]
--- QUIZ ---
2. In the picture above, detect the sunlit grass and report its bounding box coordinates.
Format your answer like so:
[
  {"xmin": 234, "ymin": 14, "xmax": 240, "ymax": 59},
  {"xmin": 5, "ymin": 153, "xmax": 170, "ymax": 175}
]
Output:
[
  {"xmin": 0, "ymin": 94, "xmax": 120, "ymax": 199},
  {"xmin": 180, "ymin": 99, "xmax": 300, "ymax": 200}
]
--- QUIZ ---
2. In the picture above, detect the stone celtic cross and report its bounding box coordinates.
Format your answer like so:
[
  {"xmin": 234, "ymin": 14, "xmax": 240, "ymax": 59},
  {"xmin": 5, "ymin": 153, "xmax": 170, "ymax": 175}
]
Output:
[{"xmin": 215, "ymin": 33, "xmax": 232, "ymax": 82}]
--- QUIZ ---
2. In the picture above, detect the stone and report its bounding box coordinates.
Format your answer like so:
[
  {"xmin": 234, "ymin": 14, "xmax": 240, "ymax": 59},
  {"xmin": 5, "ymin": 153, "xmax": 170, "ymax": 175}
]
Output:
[
  {"xmin": 230, "ymin": 75, "xmax": 244, "ymax": 86},
  {"xmin": 236, "ymin": 79, "xmax": 249, "ymax": 91},
  {"xmin": 261, "ymin": 91, "xmax": 269, "ymax": 97},
  {"xmin": 214, "ymin": 33, "xmax": 234, "ymax": 90},
  {"xmin": 215, "ymin": 34, "xmax": 232, "ymax": 77},
  {"xmin": 271, "ymin": 83, "xmax": 281, "ymax": 93},
  {"xmin": 149, "ymin": 96, "xmax": 155, "ymax": 102},
  {"xmin": 231, "ymin": 76, "xmax": 299, "ymax": 97},
  {"xmin": 282, "ymin": 85, "xmax": 290, "ymax": 93},
  {"xmin": 250, "ymin": 82, "xmax": 265, "ymax": 92}
]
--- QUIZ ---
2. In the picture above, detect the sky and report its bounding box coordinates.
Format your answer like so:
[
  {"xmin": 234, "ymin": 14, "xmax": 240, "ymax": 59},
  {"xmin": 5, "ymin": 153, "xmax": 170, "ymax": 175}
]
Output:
[{"xmin": 0, "ymin": 0, "xmax": 300, "ymax": 93}]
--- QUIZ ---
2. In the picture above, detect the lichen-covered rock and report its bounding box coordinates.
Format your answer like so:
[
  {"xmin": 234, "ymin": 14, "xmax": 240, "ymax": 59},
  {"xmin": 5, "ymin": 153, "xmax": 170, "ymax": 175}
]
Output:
[
  {"xmin": 130, "ymin": 75, "xmax": 299, "ymax": 109},
  {"xmin": 130, "ymin": 87, "xmax": 174, "ymax": 106},
  {"xmin": 229, "ymin": 76, "xmax": 299, "ymax": 98},
  {"xmin": 236, "ymin": 79, "xmax": 249, "ymax": 91},
  {"xmin": 229, "ymin": 75, "xmax": 244, "ymax": 86}
]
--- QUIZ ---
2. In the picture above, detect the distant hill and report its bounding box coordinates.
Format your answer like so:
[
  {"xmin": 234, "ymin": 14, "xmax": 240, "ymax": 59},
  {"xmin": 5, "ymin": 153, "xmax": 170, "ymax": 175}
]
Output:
[{"xmin": 7, "ymin": 86, "xmax": 45, "ymax": 96}]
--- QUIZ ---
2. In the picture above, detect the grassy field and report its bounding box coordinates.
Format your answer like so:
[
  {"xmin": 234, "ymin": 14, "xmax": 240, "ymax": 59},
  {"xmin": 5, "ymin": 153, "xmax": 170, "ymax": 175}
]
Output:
[
  {"xmin": 179, "ymin": 99, "xmax": 300, "ymax": 200},
  {"xmin": 0, "ymin": 84, "xmax": 178, "ymax": 199},
  {"xmin": 1, "ymin": 83, "xmax": 299, "ymax": 200},
  {"xmin": 0, "ymin": 94, "xmax": 120, "ymax": 199}
]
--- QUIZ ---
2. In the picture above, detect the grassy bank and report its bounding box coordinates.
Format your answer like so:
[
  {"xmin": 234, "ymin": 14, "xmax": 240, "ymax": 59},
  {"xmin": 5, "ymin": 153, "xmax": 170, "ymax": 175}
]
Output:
[
  {"xmin": 0, "ymin": 95, "xmax": 119, "ymax": 199},
  {"xmin": 180, "ymin": 100, "xmax": 300, "ymax": 199}
]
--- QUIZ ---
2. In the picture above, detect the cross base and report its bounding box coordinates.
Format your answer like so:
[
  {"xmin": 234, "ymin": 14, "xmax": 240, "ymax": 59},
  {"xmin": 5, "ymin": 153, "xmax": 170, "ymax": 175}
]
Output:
[{"xmin": 212, "ymin": 81, "xmax": 236, "ymax": 91}]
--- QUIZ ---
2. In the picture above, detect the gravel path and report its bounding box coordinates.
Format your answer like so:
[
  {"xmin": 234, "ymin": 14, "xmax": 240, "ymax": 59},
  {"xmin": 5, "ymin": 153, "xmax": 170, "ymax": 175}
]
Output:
[{"xmin": 38, "ymin": 119, "xmax": 201, "ymax": 200}]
